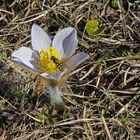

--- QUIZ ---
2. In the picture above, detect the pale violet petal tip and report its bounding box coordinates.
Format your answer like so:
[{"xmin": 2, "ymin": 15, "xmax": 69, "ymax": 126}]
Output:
[
  {"xmin": 12, "ymin": 47, "xmax": 40, "ymax": 72},
  {"xmin": 40, "ymin": 73, "xmax": 60, "ymax": 81},
  {"xmin": 52, "ymin": 27, "xmax": 78, "ymax": 59},
  {"xmin": 66, "ymin": 52, "xmax": 89, "ymax": 68},
  {"xmin": 41, "ymin": 70, "xmax": 66, "ymax": 81},
  {"xmin": 31, "ymin": 24, "xmax": 52, "ymax": 52}
]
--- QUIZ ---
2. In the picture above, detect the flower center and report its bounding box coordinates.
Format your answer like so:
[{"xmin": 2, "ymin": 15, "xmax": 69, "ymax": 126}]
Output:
[{"xmin": 39, "ymin": 47, "xmax": 62, "ymax": 74}]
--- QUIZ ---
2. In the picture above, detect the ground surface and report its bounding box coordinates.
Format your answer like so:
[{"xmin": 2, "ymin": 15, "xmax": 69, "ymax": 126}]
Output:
[{"xmin": 0, "ymin": 0, "xmax": 140, "ymax": 140}]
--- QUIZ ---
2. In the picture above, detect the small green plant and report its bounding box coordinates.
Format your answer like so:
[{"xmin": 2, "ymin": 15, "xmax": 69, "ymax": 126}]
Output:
[
  {"xmin": 110, "ymin": 0, "xmax": 119, "ymax": 9},
  {"xmin": 85, "ymin": 19, "xmax": 104, "ymax": 36}
]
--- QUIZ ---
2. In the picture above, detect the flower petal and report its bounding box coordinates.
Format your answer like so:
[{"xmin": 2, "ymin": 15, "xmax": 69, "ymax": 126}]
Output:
[
  {"xmin": 66, "ymin": 52, "xmax": 89, "ymax": 68},
  {"xmin": 12, "ymin": 47, "xmax": 40, "ymax": 72},
  {"xmin": 41, "ymin": 70, "xmax": 66, "ymax": 81},
  {"xmin": 31, "ymin": 24, "xmax": 52, "ymax": 52},
  {"xmin": 52, "ymin": 27, "xmax": 78, "ymax": 59}
]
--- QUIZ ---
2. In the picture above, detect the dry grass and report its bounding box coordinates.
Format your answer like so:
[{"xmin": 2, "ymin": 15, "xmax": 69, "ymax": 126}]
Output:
[{"xmin": 0, "ymin": 0, "xmax": 140, "ymax": 140}]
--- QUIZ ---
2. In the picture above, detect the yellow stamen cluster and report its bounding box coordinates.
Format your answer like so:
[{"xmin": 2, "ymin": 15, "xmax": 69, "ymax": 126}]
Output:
[{"xmin": 39, "ymin": 47, "xmax": 62, "ymax": 74}]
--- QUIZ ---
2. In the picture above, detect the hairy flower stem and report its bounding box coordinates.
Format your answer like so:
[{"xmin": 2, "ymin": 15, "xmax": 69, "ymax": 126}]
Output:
[{"xmin": 48, "ymin": 85, "xmax": 65, "ymax": 111}]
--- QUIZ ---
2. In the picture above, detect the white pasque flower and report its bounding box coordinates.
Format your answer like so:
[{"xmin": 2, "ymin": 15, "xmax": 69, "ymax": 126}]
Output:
[{"xmin": 12, "ymin": 24, "xmax": 89, "ymax": 109}]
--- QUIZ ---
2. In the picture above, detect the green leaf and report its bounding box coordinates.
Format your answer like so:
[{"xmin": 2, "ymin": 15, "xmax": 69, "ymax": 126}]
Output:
[
  {"xmin": 85, "ymin": 20, "xmax": 103, "ymax": 36},
  {"xmin": 110, "ymin": 0, "xmax": 119, "ymax": 9}
]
